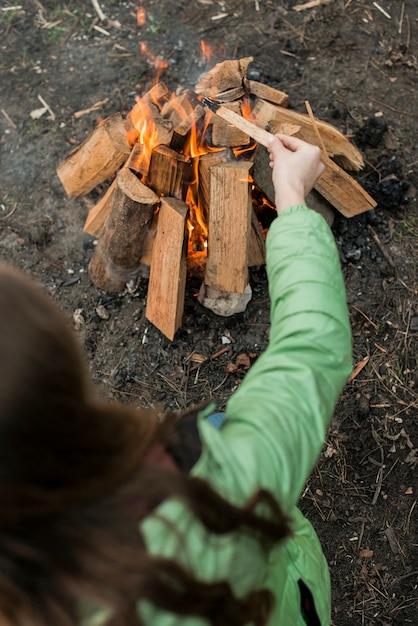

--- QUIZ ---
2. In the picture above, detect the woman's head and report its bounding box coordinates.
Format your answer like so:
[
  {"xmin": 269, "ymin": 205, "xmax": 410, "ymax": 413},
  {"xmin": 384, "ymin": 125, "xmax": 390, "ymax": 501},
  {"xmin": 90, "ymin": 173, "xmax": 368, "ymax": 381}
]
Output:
[
  {"xmin": 0, "ymin": 263, "xmax": 163, "ymax": 515},
  {"xmin": 0, "ymin": 263, "xmax": 290, "ymax": 626}
]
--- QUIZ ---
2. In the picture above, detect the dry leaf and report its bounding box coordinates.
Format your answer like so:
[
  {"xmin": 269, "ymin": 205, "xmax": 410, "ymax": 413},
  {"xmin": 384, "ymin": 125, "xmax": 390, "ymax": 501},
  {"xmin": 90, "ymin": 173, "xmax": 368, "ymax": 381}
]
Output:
[{"xmin": 359, "ymin": 549, "xmax": 374, "ymax": 558}]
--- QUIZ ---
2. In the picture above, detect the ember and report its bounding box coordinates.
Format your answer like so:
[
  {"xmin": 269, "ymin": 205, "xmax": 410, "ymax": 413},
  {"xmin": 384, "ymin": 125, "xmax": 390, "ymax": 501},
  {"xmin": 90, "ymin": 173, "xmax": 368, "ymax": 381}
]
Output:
[{"xmin": 56, "ymin": 57, "xmax": 376, "ymax": 340}]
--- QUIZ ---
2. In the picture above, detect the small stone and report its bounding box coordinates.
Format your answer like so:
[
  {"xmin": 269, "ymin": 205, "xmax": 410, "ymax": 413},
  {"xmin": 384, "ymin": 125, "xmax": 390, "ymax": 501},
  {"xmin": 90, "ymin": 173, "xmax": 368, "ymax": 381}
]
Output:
[
  {"xmin": 410, "ymin": 317, "xmax": 418, "ymax": 332},
  {"xmin": 357, "ymin": 396, "xmax": 370, "ymax": 416},
  {"xmin": 198, "ymin": 283, "xmax": 252, "ymax": 317},
  {"xmin": 73, "ymin": 308, "xmax": 85, "ymax": 330},
  {"xmin": 95, "ymin": 305, "xmax": 110, "ymax": 320}
]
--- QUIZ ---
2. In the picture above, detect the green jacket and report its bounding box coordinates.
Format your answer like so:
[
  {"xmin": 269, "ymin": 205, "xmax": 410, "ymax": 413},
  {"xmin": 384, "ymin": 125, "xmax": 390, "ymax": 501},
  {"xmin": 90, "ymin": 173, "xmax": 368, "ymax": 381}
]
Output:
[
  {"xmin": 140, "ymin": 205, "xmax": 352, "ymax": 625},
  {"xmin": 82, "ymin": 205, "xmax": 352, "ymax": 626}
]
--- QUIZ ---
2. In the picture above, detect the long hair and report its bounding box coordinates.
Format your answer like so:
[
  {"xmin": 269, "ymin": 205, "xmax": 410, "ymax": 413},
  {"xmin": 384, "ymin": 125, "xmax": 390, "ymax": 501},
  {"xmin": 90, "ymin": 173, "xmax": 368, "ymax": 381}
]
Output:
[{"xmin": 0, "ymin": 263, "xmax": 291, "ymax": 626}]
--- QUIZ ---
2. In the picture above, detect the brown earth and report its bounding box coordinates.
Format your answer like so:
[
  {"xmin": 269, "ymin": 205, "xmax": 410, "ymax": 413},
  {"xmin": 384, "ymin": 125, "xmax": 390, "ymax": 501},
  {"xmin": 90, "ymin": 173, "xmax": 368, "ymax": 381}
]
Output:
[{"xmin": 0, "ymin": 1, "xmax": 417, "ymax": 624}]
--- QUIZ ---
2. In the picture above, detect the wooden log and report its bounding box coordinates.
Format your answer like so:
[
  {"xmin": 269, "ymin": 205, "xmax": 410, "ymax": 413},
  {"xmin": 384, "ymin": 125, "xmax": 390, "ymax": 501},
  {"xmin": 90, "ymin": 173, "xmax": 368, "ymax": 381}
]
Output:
[
  {"xmin": 56, "ymin": 113, "xmax": 131, "ymax": 197},
  {"xmin": 314, "ymin": 158, "xmax": 376, "ymax": 217},
  {"xmin": 194, "ymin": 57, "xmax": 253, "ymax": 99},
  {"xmin": 161, "ymin": 90, "xmax": 200, "ymax": 126},
  {"xmin": 146, "ymin": 198, "xmax": 189, "ymax": 341},
  {"xmin": 88, "ymin": 168, "xmax": 159, "ymax": 292},
  {"xmin": 257, "ymin": 101, "xmax": 364, "ymax": 171},
  {"xmin": 146, "ymin": 145, "xmax": 192, "ymax": 200},
  {"xmin": 170, "ymin": 104, "xmax": 206, "ymax": 152},
  {"xmin": 211, "ymin": 101, "xmax": 251, "ymax": 148},
  {"xmin": 83, "ymin": 141, "xmax": 152, "ymax": 237},
  {"xmin": 246, "ymin": 80, "xmax": 290, "ymax": 108},
  {"xmin": 197, "ymin": 148, "xmax": 233, "ymax": 236},
  {"xmin": 126, "ymin": 101, "xmax": 173, "ymax": 152},
  {"xmin": 83, "ymin": 179, "xmax": 116, "ymax": 237},
  {"xmin": 201, "ymin": 98, "xmax": 274, "ymax": 147},
  {"xmin": 248, "ymin": 210, "xmax": 266, "ymax": 267},
  {"xmin": 205, "ymin": 161, "xmax": 253, "ymax": 294}
]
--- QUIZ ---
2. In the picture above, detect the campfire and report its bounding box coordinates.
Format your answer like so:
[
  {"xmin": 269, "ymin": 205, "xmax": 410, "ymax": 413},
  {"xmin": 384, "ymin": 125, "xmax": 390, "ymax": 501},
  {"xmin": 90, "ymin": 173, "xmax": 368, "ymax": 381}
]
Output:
[{"xmin": 57, "ymin": 57, "xmax": 376, "ymax": 340}]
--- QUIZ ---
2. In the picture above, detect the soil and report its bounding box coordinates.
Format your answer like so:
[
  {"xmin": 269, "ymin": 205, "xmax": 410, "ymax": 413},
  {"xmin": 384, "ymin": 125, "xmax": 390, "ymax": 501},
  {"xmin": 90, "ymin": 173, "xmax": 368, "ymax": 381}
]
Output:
[{"xmin": 1, "ymin": 1, "xmax": 417, "ymax": 624}]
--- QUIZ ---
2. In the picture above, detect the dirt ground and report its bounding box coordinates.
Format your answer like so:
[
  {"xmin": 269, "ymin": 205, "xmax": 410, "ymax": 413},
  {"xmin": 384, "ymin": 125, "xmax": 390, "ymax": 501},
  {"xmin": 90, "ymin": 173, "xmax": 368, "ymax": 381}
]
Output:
[{"xmin": 1, "ymin": 0, "xmax": 417, "ymax": 624}]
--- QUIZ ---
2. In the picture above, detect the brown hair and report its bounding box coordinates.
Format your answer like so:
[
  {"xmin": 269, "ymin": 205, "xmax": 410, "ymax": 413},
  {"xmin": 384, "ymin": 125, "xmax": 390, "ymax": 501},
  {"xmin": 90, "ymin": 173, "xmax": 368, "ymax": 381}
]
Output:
[{"xmin": 0, "ymin": 263, "xmax": 290, "ymax": 626}]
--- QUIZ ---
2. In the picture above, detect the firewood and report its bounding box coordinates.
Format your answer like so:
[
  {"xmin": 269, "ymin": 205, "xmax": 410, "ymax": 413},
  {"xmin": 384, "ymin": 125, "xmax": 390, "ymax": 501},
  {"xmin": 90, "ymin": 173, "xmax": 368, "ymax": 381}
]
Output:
[
  {"xmin": 88, "ymin": 168, "xmax": 159, "ymax": 291},
  {"xmin": 56, "ymin": 113, "xmax": 131, "ymax": 197},
  {"xmin": 205, "ymin": 161, "xmax": 253, "ymax": 294},
  {"xmin": 146, "ymin": 198, "xmax": 189, "ymax": 340},
  {"xmin": 197, "ymin": 148, "xmax": 234, "ymax": 234},
  {"xmin": 126, "ymin": 102, "xmax": 173, "ymax": 151},
  {"xmin": 201, "ymin": 98, "xmax": 274, "ymax": 147},
  {"xmin": 146, "ymin": 145, "xmax": 192, "ymax": 200},
  {"xmin": 260, "ymin": 102, "xmax": 364, "ymax": 171},
  {"xmin": 246, "ymin": 80, "xmax": 290, "ymax": 108},
  {"xmin": 195, "ymin": 57, "xmax": 254, "ymax": 99},
  {"xmin": 248, "ymin": 210, "xmax": 266, "ymax": 267},
  {"xmin": 210, "ymin": 101, "xmax": 251, "ymax": 147},
  {"xmin": 83, "ymin": 178, "xmax": 116, "ymax": 237},
  {"xmin": 161, "ymin": 90, "xmax": 200, "ymax": 126},
  {"xmin": 314, "ymin": 158, "xmax": 377, "ymax": 217},
  {"xmin": 170, "ymin": 104, "xmax": 206, "ymax": 152}
]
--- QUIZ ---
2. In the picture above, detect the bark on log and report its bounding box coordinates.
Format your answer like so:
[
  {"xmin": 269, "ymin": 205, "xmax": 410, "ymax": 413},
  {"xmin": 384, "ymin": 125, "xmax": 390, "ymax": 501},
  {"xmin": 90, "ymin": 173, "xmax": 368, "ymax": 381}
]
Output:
[
  {"xmin": 88, "ymin": 168, "xmax": 159, "ymax": 291},
  {"xmin": 146, "ymin": 198, "xmax": 189, "ymax": 341},
  {"xmin": 205, "ymin": 161, "xmax": 252, "ymax": 294},
  {"xmin": 56, "ymin": 113, "xmax": 131, "ymax": 197}
]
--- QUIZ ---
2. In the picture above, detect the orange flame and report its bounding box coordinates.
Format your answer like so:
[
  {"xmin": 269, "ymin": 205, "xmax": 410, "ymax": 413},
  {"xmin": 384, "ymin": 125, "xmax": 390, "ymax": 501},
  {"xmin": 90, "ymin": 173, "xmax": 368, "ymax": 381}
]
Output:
[
  {"xmin": 140, "ymin": 41, "xmax": 168, "ymax": 82},
  {"xmin": 137, "ymin": 5, "xmax": 146, "ymax": 27}
]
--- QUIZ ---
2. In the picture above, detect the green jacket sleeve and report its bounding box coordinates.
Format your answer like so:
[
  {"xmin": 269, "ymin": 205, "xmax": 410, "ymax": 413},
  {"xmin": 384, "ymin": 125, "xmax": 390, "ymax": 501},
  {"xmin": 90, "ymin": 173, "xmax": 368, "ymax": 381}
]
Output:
[{"xmin": 193, "ymin": 205, "xmax": 352, "ymax": 514}]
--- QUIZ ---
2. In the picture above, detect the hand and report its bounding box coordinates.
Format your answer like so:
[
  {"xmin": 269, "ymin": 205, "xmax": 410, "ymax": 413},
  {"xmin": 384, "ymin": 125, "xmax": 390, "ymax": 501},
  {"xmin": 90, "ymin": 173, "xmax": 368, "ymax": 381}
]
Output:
[{"xmin": 267, "ymin": 134, "xmax": 325, "ymax": 214}]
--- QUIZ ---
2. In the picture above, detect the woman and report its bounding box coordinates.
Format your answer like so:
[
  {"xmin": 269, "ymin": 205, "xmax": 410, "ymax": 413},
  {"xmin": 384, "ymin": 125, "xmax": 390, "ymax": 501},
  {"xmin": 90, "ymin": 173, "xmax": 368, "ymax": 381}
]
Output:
[{"xmin": 0, "ymin": 135, "xmax": 352, "ymax": 625}]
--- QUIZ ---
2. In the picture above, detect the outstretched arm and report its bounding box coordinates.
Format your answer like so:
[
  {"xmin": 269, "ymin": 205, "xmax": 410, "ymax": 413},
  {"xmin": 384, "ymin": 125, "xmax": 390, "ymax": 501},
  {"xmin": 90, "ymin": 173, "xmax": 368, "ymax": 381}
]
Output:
[{"xmin": 195, "ymin": 136, "xmax": 352, "ymax": 513}]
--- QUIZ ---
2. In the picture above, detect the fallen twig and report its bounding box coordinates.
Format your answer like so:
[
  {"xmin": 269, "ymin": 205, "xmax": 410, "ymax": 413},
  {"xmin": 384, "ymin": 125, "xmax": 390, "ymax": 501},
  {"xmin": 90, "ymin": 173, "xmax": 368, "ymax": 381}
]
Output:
[
  {"xmin": 293, "ymin": 0, "xmax": 331, "ymax": 11},
  {"xmin": 368, "ymin": 225, "xmax": 395, "ymax": 267},
  {"xmin": 348, "ymin": 356, "xmax": 370, "ymax": 382},
  {"xmin": 74, "ymin": 98, "xmax": 109, "ymax": 118},
  {"xmin": 1, "ymin": 108, "xmax": 16, "ymax": 129},
  {"xmin": 90, "ymin": 0, "xmax": 106, "ymax": 21}
]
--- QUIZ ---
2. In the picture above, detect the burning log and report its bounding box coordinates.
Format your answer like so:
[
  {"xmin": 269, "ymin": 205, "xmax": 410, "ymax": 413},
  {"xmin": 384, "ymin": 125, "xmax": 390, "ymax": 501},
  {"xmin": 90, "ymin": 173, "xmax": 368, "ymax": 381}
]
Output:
[
  {"xmin": 57, "ymin": 113, "xmax": 131, "ymax": 197},
  {"xmin": 205, "ymin": 161, "xmax": 253, "ymax": 294},
  {"xmin": 146, "ymin": 145, "xmax": 192, "ymax": 200},
  {"xmin": 170, "ymin": 104, "xmax": 206, "ymax": 152},
  {"xmin": 145, "ymin": 198, "xmax": 188, "ymax": 341},
  {"xmin": 88, "ymin": 168, "xmax": 159, "ymax": 291}
]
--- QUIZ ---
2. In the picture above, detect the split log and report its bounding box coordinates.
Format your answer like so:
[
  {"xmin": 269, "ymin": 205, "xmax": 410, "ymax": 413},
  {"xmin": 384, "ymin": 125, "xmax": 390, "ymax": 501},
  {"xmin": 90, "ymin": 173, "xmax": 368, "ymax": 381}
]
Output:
[
  {"xmin": 205, "ymin": 161, "xmax": 253, "ymax": 294},
  {"xmin": 146, "ymin": 198, "xmax": 189, "ymax": 341},
  {"xmin": 83, "ymin": 179, "xmax": 116, "ymax": 237},
  {"xmin": 246, "ymin": 80, "xmax": 290, "ymax": 108},
  {"xmin": 170, "ymin": 104, "xmax": 206, "ymax": 152},
  {"xmin": 195, "ymin": 57, "xmax": 254, "ymax": 100},
  {"xmin": 255, "ymin": 100, "xmax": 364, "ymax": 171},
  {"xmin": 161, "ymin": 90, "xmax": 200, "ymax": 127},
  {"xmin": 88, "ymin": 168, "xmax": 159, "ymax": 292},
  {"xmin": 56, "ymin": 113, "xmax": 131, "ymax": 197},
  {"xmin": 146, "ymin": 145, "xmax": 192, "ymax": 200},
  {"xmin": 197, "ymin": 148, "xmax": 234, "ymax": 235},
  {"xmin": 314, "ymin": 158, "xmax": 377, "ymax": 217},
  {"xmin": 202, "ymin": 99, "xmax": 274, "ymax": 147},
  {"xmin": 211, "ymin": 101, "xmax": 251, "ymax": 147}
]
